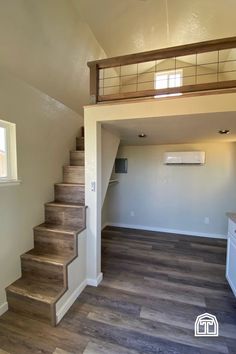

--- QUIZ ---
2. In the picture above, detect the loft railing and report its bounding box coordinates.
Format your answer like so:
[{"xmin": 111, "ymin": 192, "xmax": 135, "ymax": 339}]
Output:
[{"xmin": 87, "ymin": 37, "xmax": 236, "ymax": 104}]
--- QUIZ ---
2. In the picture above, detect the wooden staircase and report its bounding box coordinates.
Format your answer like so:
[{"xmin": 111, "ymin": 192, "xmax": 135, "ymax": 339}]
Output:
[{"xmin": 6, "ymin": 132, "xmax": 86, "ymax": 326}]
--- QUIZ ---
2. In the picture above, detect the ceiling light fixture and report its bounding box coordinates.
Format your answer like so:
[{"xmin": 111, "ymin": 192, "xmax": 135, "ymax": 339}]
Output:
[
  {"xmin": 138, "ymin": 133, "xmax": 146, "ymax": 138},
  {"xmin": 218, "ymin": 129, "xmax": 230, "ymax": 135}
]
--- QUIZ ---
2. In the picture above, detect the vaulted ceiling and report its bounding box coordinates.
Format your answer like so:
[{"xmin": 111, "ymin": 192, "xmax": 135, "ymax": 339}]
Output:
[
  {"xmin": 74, "ymin": 0, "xmax": 236, "ymax": 57},
  {"xmin": 1, "ymin": 0, "xmax": 235, "ymax": 116}
]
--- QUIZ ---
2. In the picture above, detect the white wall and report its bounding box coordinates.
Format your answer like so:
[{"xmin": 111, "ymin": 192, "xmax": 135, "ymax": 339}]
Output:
[
  {"xmin": 0, "ymin": 69, "xmax": 83, "ymax": 311},
  {"xmin": 0, "ymin": 0, "xmax": 106, "ymax": 115},
  {"xmin": 85, "ymin": 119, "xmax": 102, "ymax": 283},
  {"xmin": 105, "ymin": 143, "xmax": 236, "ymax": 237}
]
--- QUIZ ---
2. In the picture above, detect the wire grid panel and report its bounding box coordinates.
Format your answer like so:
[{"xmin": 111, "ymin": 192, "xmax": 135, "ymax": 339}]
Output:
[{"xmin": 98, "ymin": 49, "xmax": 236, "ymax": 97}]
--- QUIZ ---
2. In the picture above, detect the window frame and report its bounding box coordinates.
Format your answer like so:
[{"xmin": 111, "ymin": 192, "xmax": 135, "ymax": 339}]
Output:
[
  {"xmin": 154, "ymin": 69, "xmax": 183, "ymax": 97},
  {"xmin": 0, "ymin": 124, "xmax": 8, "ymax": 178},
  {"xmin": 0, "ymin": 119, "xmax": 19, "ymax": 185}
]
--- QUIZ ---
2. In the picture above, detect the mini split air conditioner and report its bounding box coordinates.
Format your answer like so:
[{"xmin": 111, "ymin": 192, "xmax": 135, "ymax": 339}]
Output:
[{"xmin": 164, "ymin": 151, "xmax": 205, "ymax": 165}]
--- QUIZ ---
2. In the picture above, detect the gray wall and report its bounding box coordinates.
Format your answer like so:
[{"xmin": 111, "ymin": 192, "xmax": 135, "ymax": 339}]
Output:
[{"xmin": 105, "ymin": 143, "xmax": 236, "ymax": 237}]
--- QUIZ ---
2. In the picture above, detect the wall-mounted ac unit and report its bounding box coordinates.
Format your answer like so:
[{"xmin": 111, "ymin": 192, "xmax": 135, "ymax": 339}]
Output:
[{"xmin": 164, "ymin": 151, "xmax": 205, "ymax": 165}]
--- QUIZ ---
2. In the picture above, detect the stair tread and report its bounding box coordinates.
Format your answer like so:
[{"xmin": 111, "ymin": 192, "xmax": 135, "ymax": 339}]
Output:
[
  {"xmin": 64, "ymin": 165, "xmax": 84, "ymax": 169},
  {"xmin": 22, "ymin": 250, "xmax": 71, "ymax": 265},
  {"xmin": 34, "ymin": 223, "xmax": 85, "ymax": 235},
  {"xmin": 7, "ymin": 277, "xmax": 62, "ymax": 304},
  {"xmin": 45, "ymin": 201, "xmax": 85, "ymax": 208},
  {"xmin": 55, "ymin": 183, "xmax": 85, "ymax": 186}
]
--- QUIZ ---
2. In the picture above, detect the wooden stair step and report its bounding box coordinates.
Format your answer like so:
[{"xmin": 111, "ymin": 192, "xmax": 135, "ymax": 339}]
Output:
[
  {"xmin": 34, "ymin": 223, "xmax": 85, "ymax": 235},
  {"xmin": 22, "ymin": 250, "xmax": 70, "ymax": 266},
  {"xmin": 7, "ymin": 277, "xmax": 63, "ymax": 325},
  {"xmin": 63, "ymin": 165, "xmax": 84, "ymax": 184},
  {"xmin": 55, "ymin": 183, "xmax": 85, "ymax": 187},
  {"xmin": 21, "ymin": 254, "xmax": 64, "ymax": 284},
  {"xmin": 76, "ymin": 137, "xmax": 84, "ymax": 151},
  {"xmin": 34, "ymin": 227, "xmax": 75, "ymax": 258},
  {"xmin": 54, "ymin": 183, "xmax": 85, "ymax": 204},
  {"xmin": 7, "ymin": 277, "xmax": 61, "ymax": 304},
  {"xmin": 46, "ymin": 201, "xmax": 85, "ymax": 208},
  {"xmin": 45, "ymin": 202, "xmax": 86, "ymax": 228},
  {"xmin": 70, "ymin": 150, "xmax": 85, "ymax": 166}
]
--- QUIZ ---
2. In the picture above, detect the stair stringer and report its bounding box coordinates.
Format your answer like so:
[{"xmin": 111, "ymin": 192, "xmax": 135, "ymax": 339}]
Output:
[
  {"xmin": 55, "ymin": 228, "xmax": 87, "ymax": 324},
  {"xmin": 101, "ymin": 128, "xmax": 120, "ymax": 205}
]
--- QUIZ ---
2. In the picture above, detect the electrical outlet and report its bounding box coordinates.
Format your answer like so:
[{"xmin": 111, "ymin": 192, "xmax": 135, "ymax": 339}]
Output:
[
  {"xmin": 130, "ymin": 211, "xmax": 135, "ymax": 217},
  {"xmin": 204, "ymin": 217, "xmax": 210, "ymax": 225}
]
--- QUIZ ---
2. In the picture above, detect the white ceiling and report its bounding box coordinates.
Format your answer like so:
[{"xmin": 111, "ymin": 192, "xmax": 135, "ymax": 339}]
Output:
[
  {"xmin": 74, "ymin": 0, "xmax": 236, "ymax": 57},
  {"xmin": 103, "ymin": 111, "xmax": 236, "ymax": 145}
]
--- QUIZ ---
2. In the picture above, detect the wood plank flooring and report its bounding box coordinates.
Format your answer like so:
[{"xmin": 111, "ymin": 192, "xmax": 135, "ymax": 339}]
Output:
[{"xmin": 1, "ymin": 226, "xmax": 236, "ymax": 353}]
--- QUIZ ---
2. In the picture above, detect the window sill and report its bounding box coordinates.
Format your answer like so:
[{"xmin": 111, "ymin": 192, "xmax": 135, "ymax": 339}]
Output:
[{"xmin": 0, "ymin": 179, "xmax": 22, "ymax": 187}]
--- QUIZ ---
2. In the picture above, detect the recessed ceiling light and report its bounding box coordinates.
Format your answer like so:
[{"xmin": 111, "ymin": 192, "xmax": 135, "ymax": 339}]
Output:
[
  {"xmin": 218, "ymin": 129, "xmax": 230, "ymax": 135},
  {"xmin": 138, "ymin": 133, "xmax": 146, "ymax": 138}
]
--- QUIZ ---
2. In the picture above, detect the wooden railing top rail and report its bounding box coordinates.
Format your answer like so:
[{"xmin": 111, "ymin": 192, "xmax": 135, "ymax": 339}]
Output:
[{"xmin": 88, "ymin": 36, "xmax": 236, "ymax": 69}]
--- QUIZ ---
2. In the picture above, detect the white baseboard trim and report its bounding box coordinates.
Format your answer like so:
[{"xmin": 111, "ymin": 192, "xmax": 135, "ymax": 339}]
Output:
[
  {"xmin": 226, "ymin": 275, "xmax": 236, "ymax": 298},
  {"xmin": 57, "ymin": 273, "xmax": 103, "ymax": 323},
  {"xmin": 56, "ymin": 279, "xmax": 87, "ymax": 324},
  {"xmin": 107, "ymin": 222, "xmax": 227, "ymax": 239},
  {"xmin": 87, "ymin": 272, "xmax": 103, "ymax": 287},
  {"xmin": 0, "ymin": 302, "xmax": 8, "ymax": 317}
]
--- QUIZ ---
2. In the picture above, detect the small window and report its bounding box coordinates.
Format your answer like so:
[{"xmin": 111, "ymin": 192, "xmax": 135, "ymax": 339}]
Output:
[
  {"xmin": 155, "ymin": 70, "xmax": 183, "ymax": 97},
  {"xmin": 0, "ymin": 119, "xmax": 18, "ymax": 183}
]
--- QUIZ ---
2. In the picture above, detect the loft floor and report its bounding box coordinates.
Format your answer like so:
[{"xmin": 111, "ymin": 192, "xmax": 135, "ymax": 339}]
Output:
[{"xmin": 0, "ymin": 227, "xmax": 236, "ymax": 354}]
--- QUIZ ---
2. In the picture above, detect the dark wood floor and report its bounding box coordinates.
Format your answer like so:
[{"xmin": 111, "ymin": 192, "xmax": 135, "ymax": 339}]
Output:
[{"xmin": 1, "ymin": 226, "xmax": 236, "ymax": 354}]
